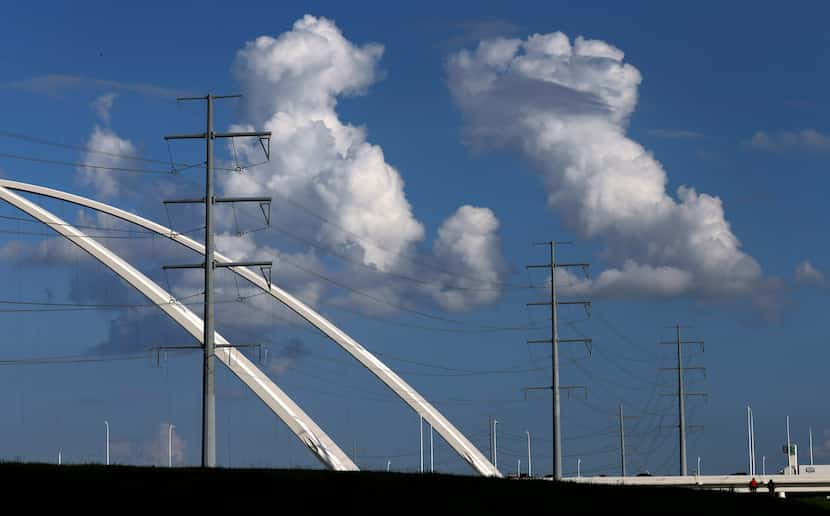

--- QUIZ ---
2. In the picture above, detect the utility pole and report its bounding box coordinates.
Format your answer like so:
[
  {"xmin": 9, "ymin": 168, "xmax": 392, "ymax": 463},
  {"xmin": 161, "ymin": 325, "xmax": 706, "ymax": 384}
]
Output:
[
  {"xmin": 164, "ymin": 94, "xmax": 272, "ymax": 468},
  {"xmin": 618, "ymin": 404, "xmax": 638, "ymax": 477},
  {"xmin": 526, "ymin": 240, "xmax": 590, "ymax": 481},
  {"xmin": 660, "ymin": 325, "xmax": 705, "ymax": 476}
]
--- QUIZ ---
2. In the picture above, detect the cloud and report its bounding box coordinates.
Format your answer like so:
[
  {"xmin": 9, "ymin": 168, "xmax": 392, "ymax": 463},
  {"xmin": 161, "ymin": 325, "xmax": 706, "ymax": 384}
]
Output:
[
  {"xmin": 76, "ymin": 125, "xmax": 137, "ymax": 199},
  {"xmin": 9, "ymin": 74, "xmax": 186, "ymax": 99},
  {"xmin": 224, "ymin": 15, "xmax": 507, "ymax": 313},
  {"xmin": 648, "ymin": 129, "xmax": 704, "ymax": 140},
  {"xmin": 795, "ymin": 260, "xmax": 825, "ymax": 286},
  {"xmin": 426, "ymin": 205, "xmax": 507, "ymax": 310},
  {"xmin": 0, "ymin": 236, "xmax": 88, "ymax": 266},
  {"xmin": 745, "ymin": 130, "xmax": 830, "ymax": 154},
  {"xmin": 447, "ymin": 31, "xmax": 768, "ymax": 304},
  {"xmin": 228, "ymin": 15, "xmax": 421, "ymax": 274},
  {"xmin": 2, "ymin": 15, "xmax": 510, "ymax": 357},
  {"xmin": 90, "ymin": 92, "xmax": 118, "ymax": 124},
  {"xmin": 557, "ymin": 261, "xmax": 693, "ymax": 299}
]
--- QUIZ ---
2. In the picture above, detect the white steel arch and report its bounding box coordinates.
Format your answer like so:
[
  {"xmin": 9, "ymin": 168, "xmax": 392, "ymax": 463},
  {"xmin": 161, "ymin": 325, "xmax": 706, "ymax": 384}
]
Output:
[
  {"xmin": 0, "ymin": 183, "xmax": 357, "ymax": 471},
  {"xmin": 0, "ymin": 179, "xmax": 500, "ymax": 477}
]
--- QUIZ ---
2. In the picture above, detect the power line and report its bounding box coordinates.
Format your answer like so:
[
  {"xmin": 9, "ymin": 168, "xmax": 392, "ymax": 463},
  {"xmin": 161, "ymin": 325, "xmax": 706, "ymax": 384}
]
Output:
[
  {"xmin": 280, "ymin": 254, "xmax": 538, "ymax": 331},
  {"xmin": 0, "ymin": 291, "xmax": 271, "ymax": 312},
  {"xmin": 0, "ymin": 129, "xmax": 193, "ymax": 166},
  {"xmin": 0, "ymin": 128, "xmax": 268, "ymax": 173},
  {"xmin": 268, "ymin": 222, "xmax": 511, "ymax": 293},
  {"xmin": 320, "ymin": 298, "xmax": 541, "ymax": 334},
  {"xmin": 0, "ymin": 213, "xmax": 156, "ymax": 233},
  {"xmin": 0, "ymin": 351, "xmax": 153, "ymax": 366},
  {"xmin": 268, "ymin": 190, "xmax": 531, "ymax": 289},
  {"xmin": 0, "ymin": 225, "xmax": 204, "ymax": 240},
  {"xmin": 0, "ymin": 151, "xmax": 203, "ymax": 175}
]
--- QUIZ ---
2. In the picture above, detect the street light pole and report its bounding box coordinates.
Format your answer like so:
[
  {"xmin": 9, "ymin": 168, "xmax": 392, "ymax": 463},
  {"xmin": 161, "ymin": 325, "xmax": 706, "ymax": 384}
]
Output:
[
  {"xmin": 419, "ymin": 416, "xmax": 423, "ymax": 473},
  {"xmin": 493, "ymin": 419, "xmax": 498, "ymax": 471},
  {"xmin": 169, "ymin": 424, "xmax": 175, "ymax": 467},
  {"xmin": 526, "ymin": 431, "xmax": 532, "ymax": 477},
  {"xmin": 430, "ymin": 424, "xmax": 434, "ymax": 473},
  {"xmin": 104, "ymin": 420, "xmax": 110, "ymax": 465}
]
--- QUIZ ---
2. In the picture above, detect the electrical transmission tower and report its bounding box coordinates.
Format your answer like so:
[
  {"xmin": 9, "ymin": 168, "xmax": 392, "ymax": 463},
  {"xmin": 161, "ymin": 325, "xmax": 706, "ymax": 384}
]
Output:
[
  {"xmin": 525, "ymin": 240, "xmax": 591, "ymax": 480},
  {"xmin": 660, "ymin": 324, "xmax": 706, "ymax": 476},
  {"xmin": 618, "ymin": 404, "xmax": 639, "ymax": 477},
  {"xmin": 163, "ymin": 94, "xmax": 272, "ymax": 467}
]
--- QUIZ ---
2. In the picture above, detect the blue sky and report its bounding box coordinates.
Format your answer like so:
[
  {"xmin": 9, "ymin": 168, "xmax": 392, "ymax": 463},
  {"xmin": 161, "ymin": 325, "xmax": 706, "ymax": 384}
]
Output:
[{"xmin": 0, "ymin": 1, "xmax": 828, "ymax": 476}]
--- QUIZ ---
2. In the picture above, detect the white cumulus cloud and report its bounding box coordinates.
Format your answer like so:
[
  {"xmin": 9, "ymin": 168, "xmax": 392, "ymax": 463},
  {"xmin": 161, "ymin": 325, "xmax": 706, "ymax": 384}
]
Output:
[
  {"xmin": 77, "ymin": 125, "xmax": 136, "ymax": 199},
  {"xmin": 226, "ymin": 15, "xmax": 422, "ymax": 273},
  {"xmin": 223, "ymin": 15, "xmax": 507, "ymax": 312},
  {"xmin": 428, "ymin": 205, "xmax": 507, "ymax": 310},
  {"xmin": 447, "ymin": 31, "xmax": 767, "ymax": 303}
]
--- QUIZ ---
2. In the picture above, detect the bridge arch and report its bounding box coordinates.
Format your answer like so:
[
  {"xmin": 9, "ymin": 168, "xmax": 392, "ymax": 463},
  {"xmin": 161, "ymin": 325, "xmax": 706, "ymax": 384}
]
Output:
[
  {"xmin": 0, "ymin": 183, "xmax": 356, "ymax": 471},
  {"xmin": 0, "ymin": 179, "xmax": 500, "ymax": 477}
]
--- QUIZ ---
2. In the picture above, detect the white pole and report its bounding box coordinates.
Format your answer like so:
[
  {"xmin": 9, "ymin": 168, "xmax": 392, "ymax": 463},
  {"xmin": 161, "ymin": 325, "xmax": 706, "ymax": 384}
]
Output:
[
  {"xmin": 105, "ymin": 420, "xmax": 110, "ymax": 466},
  {"xmin": 787, "ymin": 416, "xmax": 792, "ymax": 474},
  {"xmin": 493, "ymin": 419, "xmax": 498, "ymax": 471},
  {"xmin": 419, "ymin": 416, "xmax": 423, "ymax": 473},
  {"xmin": 577, "ymin": 457, "xmax": 581, "ymax": 479},
  {"xmin": 751, "ymin": 407, "xmax": 756, "ymax": 476},
  {"xmin": 763, "ymin": 455, "xmax": 766, "ymax": 477},
  {"xmin": 387, "ymin": 460, "xmax": 391, "ymax": 472},
  {"xmin": 518, "ymin": 459, "xmax": 521, "ymax": 477},
  {"xmin": 746, "ymin": 405, "xmax": 755, "ymax": 476},
  {"xmin": 168, "ymin": 424, "xmax": 175, "ymax": 467},
  {"xmin": 697, "ymin": 456, "xmax": 701, "ymax": 478},
  {"xmin": 58, "ymin": 450, "xmax": 61, "ymax": 465},
  {"xmin": 810, "ymin": 427, "xmax": 814, "ymax": 466},
  {"xmin": 526, "ymin": 431, "xmax": 532, "ymax": 478},
  {"xmin": 429, "ymin": 424, "xmax": 434, "ymax": 473}
]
